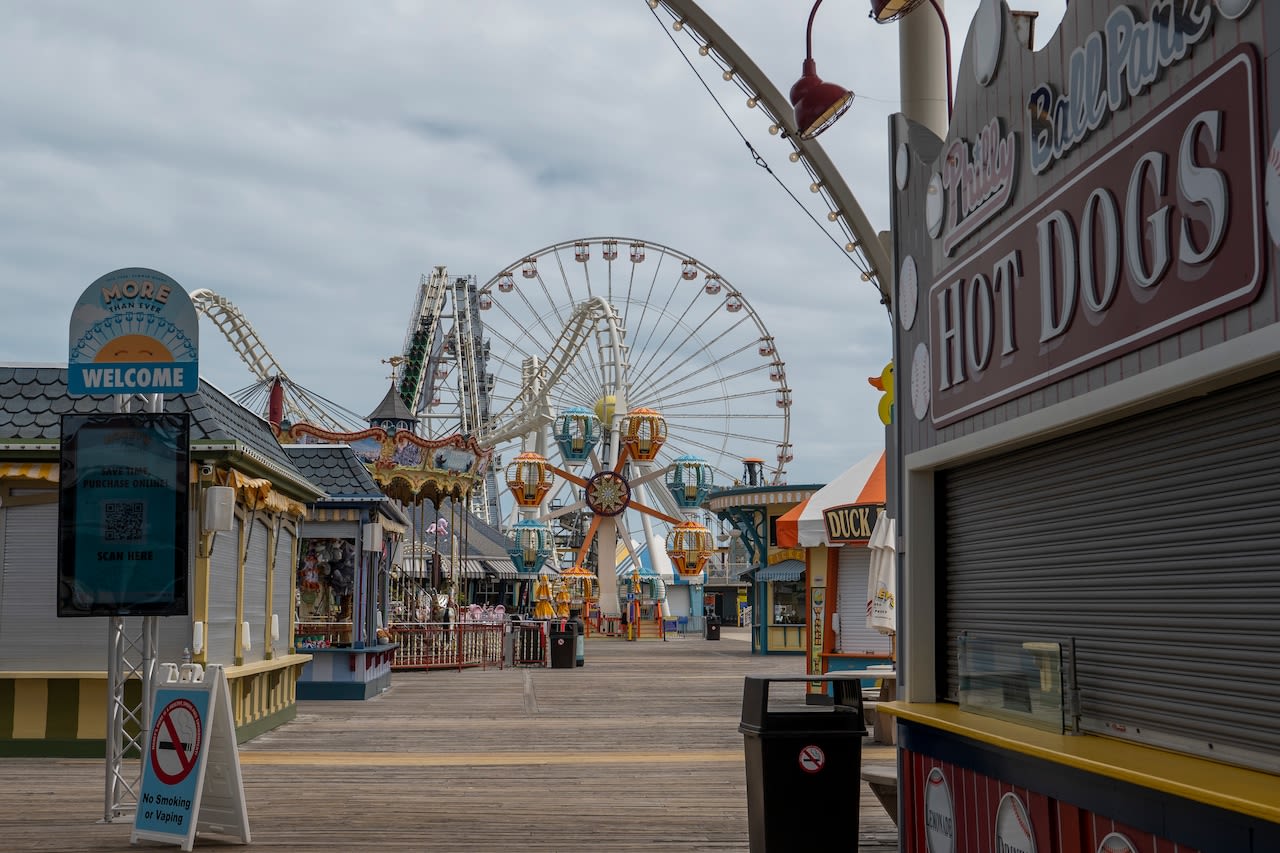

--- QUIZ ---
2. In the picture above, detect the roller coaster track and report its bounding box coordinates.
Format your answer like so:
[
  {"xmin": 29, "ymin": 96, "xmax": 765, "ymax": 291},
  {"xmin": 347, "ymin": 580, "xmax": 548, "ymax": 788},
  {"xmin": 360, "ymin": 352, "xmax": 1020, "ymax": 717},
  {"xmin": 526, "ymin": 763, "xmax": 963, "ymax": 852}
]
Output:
[
  {"xmin": 480, "ymin": 295, "xmax": 629, "ymax": 449},
  {"xmin": 189, "ymin": 288, "xmax": 350, "ymax": 433}
]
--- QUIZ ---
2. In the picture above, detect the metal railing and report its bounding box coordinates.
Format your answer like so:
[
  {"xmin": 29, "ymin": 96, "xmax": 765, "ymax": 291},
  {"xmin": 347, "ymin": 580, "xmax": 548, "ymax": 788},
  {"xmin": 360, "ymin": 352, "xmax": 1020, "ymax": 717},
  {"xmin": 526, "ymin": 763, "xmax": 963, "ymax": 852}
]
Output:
[
  {"xmin": 388, "ymin": 622, "xmax": 505, "ymax": 671},
  {"xmin": 295, "ymin": 621, "xmax": 353, "ymax": 649}
]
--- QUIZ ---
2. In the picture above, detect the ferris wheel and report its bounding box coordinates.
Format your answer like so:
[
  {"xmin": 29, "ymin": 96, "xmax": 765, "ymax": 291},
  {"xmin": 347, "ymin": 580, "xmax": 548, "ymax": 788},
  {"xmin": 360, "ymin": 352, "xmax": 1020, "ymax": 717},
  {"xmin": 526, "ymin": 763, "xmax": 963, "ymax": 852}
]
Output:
[
  {"xmin": 473, "ymin": 236, "xmax": 791, "ymax": 481},
  {"xmin": 396, "ymin": 237, "xmax": 792, "ymax": 608}
]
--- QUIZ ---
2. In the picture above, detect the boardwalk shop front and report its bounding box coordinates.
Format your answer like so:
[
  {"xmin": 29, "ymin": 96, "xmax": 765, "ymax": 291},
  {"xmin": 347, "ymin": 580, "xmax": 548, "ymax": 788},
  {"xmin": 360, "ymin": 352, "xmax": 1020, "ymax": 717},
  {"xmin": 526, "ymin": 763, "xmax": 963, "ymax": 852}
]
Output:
[{"xmin": 882, "ymin": 2, "xmax": 1280, "ymax": 850}]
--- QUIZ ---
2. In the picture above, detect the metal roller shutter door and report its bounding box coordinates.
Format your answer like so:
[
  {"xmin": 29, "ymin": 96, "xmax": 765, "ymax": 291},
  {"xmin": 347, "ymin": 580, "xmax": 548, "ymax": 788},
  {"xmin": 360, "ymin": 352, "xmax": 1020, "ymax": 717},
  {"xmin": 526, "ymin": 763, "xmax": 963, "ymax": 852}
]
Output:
[
  {"xmin": 303, "ymin": 522, "xmax": 356, "ymax": 540},
  {"xmin": 941, "ymin": 371, "xmax": 1280, "ymax": 772},
  {"xmin": 272, "ymin": 527, "xmax": 294, "ymax": 655},
  {"xmin": 207, "ymin": 519, "xmax": 240, "ymax": 665},
  {"xmin": 836, "ymin": 546, "xmax": 892, "ymax": 655},
  {"xmin": 242, "ymin": 517, "xmax": 270, "ymax": 663},
  {"xmin": 0, "ymin": 502, "xmax": 104, "ymax": 670}
]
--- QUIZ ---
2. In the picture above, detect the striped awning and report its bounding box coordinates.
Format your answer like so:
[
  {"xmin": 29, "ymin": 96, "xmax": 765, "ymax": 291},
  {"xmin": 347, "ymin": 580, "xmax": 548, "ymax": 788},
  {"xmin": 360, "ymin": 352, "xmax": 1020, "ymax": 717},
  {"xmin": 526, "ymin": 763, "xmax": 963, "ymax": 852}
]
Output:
[
  {"xmin": 376, "ymin": 510, "xmax": 408, "ymax": 536},
  {"xmin": 450, "ymin": 559, "xmax": 488, "ymax": 579},
  {"xmin": 482, "ymin": 559, "xmax": 518, "ymax": 579},
  {"xmin": 753, "ymin": 559, "xmax": 805, "ymax": 582},
  {"xmin": 310, "ymin": 507, "xmax": 362, "ymax": 522},
  {"xmin": 0, "ymin": 462, "xmax": 58, "ymax": 483},
  {"xmin": 222, "ymin": 469, "xmax": 308, "ymax": 516}
]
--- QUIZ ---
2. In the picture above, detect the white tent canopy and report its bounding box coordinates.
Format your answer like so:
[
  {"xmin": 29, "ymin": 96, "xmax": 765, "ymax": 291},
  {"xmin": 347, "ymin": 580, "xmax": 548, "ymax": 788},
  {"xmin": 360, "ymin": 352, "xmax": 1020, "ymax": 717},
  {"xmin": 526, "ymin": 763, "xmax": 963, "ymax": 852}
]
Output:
[{"xmin": 784, "ymin": 450, "xmax": 886, "ymax": 548}]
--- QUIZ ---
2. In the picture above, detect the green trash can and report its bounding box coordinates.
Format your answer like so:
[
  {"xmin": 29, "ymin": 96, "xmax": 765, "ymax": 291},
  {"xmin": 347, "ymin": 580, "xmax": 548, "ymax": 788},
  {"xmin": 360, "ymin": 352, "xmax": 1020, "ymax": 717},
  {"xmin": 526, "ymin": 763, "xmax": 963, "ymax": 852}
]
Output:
[{"xmin": 738, "ymin": 675, "xmax": 867, "ymax": 852}]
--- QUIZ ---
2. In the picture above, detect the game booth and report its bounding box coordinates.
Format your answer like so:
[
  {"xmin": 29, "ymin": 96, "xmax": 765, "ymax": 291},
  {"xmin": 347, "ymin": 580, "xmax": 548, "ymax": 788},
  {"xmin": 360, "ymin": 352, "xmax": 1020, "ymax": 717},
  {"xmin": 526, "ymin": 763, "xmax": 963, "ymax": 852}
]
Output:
[
  {"xmin": 774, "ymin": 450, "xmax": 894, "ymax": 706},
  {"xmin": 880, "ymin": 1, "xmax": 1280, "ymax": 849}
]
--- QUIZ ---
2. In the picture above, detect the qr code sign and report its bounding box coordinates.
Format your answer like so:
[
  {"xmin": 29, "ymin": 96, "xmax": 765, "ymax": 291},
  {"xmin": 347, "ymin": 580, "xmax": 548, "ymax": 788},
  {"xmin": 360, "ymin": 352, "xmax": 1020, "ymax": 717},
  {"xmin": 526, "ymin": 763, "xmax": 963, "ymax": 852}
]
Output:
[{"xmin": 103, "ymin": 501, "xmax": 145, "ymax": 542}]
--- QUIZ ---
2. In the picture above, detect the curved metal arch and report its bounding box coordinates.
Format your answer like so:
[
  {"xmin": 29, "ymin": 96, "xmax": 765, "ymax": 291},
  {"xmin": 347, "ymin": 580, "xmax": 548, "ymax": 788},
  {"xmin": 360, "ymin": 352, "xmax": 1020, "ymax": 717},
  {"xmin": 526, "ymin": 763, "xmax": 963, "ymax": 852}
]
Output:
[{"xmin": 647, "ymin": 0, "xmax": 892, "ymax": 307}]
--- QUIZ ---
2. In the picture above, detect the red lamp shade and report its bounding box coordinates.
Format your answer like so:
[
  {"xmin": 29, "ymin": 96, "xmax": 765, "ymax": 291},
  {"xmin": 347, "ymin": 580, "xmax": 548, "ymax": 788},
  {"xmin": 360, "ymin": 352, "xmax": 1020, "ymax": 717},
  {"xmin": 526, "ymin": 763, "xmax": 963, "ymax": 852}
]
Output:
[{"xmin": 790, "ymin": 58, "xmax": 853, "ymax": 139}]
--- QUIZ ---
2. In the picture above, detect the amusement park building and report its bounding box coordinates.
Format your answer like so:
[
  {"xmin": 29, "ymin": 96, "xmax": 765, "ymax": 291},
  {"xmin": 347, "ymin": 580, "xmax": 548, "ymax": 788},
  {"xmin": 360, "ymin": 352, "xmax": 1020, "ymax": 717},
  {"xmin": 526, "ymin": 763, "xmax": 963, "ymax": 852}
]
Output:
[
  {"xmin": 706, "ymin": 472, "xmax": 822, "ymax": 656},
  {"xmin": 774, "ymin": 450, "xmax": 893, "ymax": 699},
  {"xmin": 0, "ymin": 365, "xmax": 325, "ymax": 756},
  {"xmin": 879, "ymin": 1, "xmax": 1280, "ymax": 846},
  {"xmin": 395, "ymin": 501, "xmax": 522, "ymax": 610},
  {"xmin": 283, "ymin": 443, "xmax": 408, "ymax": 700}
]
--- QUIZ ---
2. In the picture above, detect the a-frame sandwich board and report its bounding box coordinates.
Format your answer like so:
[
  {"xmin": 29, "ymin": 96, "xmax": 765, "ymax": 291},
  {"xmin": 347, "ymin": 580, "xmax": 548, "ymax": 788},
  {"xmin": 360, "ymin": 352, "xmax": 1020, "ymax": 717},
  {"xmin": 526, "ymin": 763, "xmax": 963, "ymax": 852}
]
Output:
[{"xmin": 131, "ymin": 663, "xmax": 250, "ymax": 851}]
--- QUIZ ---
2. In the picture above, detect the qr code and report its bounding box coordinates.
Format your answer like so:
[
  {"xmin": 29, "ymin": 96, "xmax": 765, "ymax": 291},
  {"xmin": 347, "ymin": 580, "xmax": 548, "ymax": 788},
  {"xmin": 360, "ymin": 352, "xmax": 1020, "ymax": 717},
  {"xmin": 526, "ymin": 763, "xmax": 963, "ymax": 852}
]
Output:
[{"xmin": 103, "ymin": 501, "xmax": 144, "ymax": 542}]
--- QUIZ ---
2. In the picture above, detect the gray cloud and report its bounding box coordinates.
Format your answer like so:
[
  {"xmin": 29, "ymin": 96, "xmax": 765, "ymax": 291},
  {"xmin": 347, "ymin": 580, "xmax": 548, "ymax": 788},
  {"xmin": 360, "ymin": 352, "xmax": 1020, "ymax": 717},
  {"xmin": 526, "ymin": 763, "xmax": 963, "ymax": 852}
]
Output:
[{"xmin": 0, "ymin": 0, "xmax": 1066, "ymax": 484}]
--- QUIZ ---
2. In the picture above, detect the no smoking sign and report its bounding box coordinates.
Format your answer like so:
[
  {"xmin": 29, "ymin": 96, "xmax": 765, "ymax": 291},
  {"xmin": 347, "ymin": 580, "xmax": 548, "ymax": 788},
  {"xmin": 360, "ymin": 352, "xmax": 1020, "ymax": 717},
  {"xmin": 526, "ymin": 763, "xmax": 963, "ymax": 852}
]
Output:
[
  {"xmin": 150, "ymin": 697, "xmax": 203, "ymax": 784},
  {"xmin": 798, "ymin": 744, "xmax": 825, "ymax": 774}
]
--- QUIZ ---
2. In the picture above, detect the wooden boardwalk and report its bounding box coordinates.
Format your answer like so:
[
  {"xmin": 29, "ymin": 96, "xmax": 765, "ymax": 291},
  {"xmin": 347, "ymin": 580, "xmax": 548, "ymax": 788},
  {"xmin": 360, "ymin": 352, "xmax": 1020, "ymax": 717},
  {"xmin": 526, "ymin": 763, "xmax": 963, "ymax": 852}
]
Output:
[{"xmin": 0, "ymin": 627, "xmax": 898, "ymax": 851}]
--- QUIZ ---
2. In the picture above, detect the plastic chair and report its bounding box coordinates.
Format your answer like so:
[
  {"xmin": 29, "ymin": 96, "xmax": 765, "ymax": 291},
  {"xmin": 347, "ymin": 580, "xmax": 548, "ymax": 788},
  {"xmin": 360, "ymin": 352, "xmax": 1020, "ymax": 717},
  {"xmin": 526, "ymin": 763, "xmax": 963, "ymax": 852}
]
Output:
[{"xmin": 676, "ymin": 616, "xmax": 689, "ymax": 638}]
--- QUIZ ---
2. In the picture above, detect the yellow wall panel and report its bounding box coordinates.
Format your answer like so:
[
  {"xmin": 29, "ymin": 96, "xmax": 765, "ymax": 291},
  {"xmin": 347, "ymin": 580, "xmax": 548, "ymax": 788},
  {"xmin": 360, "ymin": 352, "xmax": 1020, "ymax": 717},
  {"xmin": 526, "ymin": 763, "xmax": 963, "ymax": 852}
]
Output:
[
  {"xmin": 77, "ymin": 680, "xmax": 107, "ymax": 739},
  {"xmin": 11, "ymin": 680, "xmax": 47, "ymax": 738}
]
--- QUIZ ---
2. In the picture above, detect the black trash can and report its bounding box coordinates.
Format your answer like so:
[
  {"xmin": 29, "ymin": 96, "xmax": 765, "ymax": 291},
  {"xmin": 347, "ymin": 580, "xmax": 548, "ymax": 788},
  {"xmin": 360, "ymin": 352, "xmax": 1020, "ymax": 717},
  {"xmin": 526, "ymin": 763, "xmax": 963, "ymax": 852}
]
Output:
[
  {"xmin": 705, "ymin": 614, "xmax": 722, "ymax": 640},
  {"xmin": 738, "ymin": 675, "xmax": 867, "ymax": 852},
  {"xmin": 548, "ymin": 619, "xmax": 578, "ymax": 669}
]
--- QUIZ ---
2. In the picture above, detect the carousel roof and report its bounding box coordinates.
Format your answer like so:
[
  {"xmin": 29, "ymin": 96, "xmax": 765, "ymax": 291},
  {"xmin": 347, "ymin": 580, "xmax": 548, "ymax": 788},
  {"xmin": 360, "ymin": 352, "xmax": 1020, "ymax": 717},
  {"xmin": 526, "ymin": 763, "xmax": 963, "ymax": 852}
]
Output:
[{"xmin": 365, "ymin": 381, "xmax": 415, "ymax": 423}]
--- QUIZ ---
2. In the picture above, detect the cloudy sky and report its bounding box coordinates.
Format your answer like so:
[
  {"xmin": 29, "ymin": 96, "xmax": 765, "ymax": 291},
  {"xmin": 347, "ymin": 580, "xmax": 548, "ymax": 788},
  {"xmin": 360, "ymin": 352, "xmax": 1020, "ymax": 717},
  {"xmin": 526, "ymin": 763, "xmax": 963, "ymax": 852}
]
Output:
[{"xmin": 0, "ymin": 1, "xmax": 1065, "ymax": 487}]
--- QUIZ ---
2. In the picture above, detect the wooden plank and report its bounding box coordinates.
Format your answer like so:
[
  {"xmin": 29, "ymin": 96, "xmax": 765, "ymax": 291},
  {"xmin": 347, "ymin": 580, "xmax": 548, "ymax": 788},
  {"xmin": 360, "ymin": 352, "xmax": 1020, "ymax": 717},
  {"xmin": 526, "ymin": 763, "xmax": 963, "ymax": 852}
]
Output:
[{"xmin": 0, "ymin": 627, "xmax": 899, "ymax": 850}]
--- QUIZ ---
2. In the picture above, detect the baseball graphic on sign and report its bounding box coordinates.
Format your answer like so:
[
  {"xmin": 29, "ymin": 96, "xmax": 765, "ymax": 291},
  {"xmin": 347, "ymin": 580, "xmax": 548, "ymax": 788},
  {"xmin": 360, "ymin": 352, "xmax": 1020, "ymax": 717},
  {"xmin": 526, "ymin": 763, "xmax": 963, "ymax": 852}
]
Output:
[
  {"xmin": 1097, "ymin": 832, "xmax": 1139, "ymax": 853},
  {"xmin": 973, "ymin": 0, "xmax": 1004, "ymax": 86},
  {"xmin": 898, "ymin": 255, "xmax": 919, "ymax": 331},
  {"xmin": 910, "ymin": 342, "xmax": 931, "ymax": 422},
  {"xmin": 995, "ymin": 792, "xmax": 1036, "ymax": 853},
  {"xmin": 925, "ymin": 172, "xmax": 945, "ymax": 238},
  {"xmin": 150, "ymin": 697, "xmax": 203, "ymax": 785},
  {"xmin": 924, "ymin": 767, "xmax": 955, "ymax": 853},
  {"xmin": 1214, "ymin": 0, "xmax": 1254, "ymax": 19},
  {"xmin": 1267, "ymin": 130, "xmax": 1280, "ymax": 249}
]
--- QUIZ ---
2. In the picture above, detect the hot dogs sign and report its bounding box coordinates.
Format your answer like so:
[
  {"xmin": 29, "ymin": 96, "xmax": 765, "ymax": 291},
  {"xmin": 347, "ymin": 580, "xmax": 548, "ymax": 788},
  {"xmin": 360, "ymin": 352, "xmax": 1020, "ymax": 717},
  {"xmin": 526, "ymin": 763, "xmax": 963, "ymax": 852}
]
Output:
[{"xmin": 890, "ymin": 0, "xmax": 1268, "ymax": 437}]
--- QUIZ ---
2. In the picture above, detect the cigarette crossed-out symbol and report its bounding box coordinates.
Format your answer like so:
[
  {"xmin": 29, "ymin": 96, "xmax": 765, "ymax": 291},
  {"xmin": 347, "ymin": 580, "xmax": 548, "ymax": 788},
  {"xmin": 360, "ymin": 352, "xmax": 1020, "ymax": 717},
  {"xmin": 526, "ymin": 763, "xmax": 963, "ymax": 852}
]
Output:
[{"xmin": 150, "ymin": 698, "xmax": 202, "ymax": 785}]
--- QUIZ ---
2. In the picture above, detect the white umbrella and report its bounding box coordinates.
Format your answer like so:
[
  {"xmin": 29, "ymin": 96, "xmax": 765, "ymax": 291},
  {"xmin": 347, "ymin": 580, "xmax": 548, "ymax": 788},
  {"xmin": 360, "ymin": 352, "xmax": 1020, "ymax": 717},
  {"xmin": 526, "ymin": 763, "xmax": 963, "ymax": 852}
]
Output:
[{"xmin": 866, "ymin": 513, "xmax": 896, "ymax": 635}]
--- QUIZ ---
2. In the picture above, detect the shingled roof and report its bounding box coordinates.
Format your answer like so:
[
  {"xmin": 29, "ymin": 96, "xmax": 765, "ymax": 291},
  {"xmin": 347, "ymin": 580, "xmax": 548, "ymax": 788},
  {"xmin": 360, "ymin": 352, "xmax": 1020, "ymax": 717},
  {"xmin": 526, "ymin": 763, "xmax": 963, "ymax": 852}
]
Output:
[
  {"xmin": 0, "ymin": 363, "xmax": 317, "ymax": 496},
  {"xmin": 283, "ymin": 444, "xmax": 383, "ymax": 501}
]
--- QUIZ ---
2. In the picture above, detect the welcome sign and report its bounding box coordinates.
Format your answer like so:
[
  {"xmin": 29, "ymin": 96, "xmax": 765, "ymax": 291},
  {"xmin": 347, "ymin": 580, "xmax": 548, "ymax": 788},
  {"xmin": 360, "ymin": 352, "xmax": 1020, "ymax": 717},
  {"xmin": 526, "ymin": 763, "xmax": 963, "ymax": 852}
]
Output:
[{"xmin": 68, "ymin": 267, "xmax": 199, "ymax": 395}]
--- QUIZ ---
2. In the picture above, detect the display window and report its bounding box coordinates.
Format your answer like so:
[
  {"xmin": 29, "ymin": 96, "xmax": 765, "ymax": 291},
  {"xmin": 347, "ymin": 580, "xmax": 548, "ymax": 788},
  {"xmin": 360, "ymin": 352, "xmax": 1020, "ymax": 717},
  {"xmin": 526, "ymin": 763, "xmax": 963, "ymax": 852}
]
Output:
[
  {"xmin": 770, "ymin": 580, "xmax": 805, "ymax": 625},
  {"xmin": 296, "ymin": 537, "xmax": 357, "ymax": 622}
]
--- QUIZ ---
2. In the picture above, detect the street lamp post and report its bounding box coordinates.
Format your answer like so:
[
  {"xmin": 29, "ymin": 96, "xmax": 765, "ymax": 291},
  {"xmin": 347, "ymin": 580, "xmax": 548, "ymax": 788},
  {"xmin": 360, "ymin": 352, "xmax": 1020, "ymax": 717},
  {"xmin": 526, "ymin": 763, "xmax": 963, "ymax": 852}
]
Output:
[{"xmin": 870, "ymin": 0, "xmax": 952, "ymax": 132}]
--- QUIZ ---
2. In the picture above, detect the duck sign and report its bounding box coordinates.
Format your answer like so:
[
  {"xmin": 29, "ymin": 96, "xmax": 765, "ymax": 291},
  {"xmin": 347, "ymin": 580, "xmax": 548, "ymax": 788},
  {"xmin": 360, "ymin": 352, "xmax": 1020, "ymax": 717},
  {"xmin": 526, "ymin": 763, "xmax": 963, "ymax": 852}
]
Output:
[{"xmin": 68, "ymin": 268, "xmax": 199, "ymax": 395}]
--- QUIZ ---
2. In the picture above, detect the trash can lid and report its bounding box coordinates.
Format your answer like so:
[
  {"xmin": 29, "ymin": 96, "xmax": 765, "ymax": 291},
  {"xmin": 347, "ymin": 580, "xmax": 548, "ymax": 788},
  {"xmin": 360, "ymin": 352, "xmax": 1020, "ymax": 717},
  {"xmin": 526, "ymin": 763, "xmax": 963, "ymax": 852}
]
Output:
[{"xmin": 739, "ymin": 675, "xmax": 867, "ymax": 732}]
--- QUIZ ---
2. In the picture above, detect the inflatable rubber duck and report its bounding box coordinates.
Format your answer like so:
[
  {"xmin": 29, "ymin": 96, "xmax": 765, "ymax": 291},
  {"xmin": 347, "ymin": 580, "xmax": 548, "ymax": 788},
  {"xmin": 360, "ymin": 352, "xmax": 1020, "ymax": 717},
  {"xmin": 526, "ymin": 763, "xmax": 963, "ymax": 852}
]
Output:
[{"xmin": 868, "ymin": 361, "xmax": 894, "ymax": 425}]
